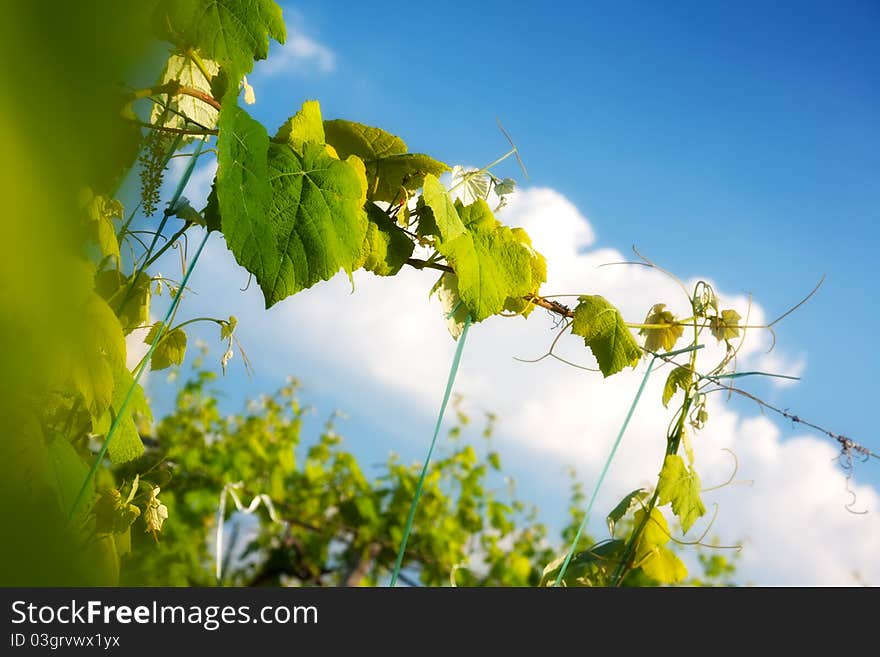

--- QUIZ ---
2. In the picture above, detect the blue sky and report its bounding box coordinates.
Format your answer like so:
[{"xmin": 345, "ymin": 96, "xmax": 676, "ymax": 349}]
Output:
[
  {"xmin": 135, "ymin": 1, "xmax": 880, "ymax": 584},
  {"xmin": 251, "ymin": 0, "xmax": 879, "ymax": 447}
]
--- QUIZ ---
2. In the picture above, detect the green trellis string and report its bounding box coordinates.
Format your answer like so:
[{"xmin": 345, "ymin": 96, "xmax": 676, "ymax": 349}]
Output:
[
  {"xmin": 67, "ymin": 141, "xmax": 210, "ymax": 523},
  {"xmin": 552, "ymin": 343, "xmax": 703, "ymax": 586},
  {"xmin": 390, "ymin": 313, "xmax": 472, "ymax": 587}
]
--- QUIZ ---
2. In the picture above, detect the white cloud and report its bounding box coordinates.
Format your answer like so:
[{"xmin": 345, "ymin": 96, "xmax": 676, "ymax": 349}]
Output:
[
  {"xmin": 174, "ymin": 171, "xmax": 880, "ymax": 585},
  {"xmin": 257, "ymin": 21, "xmax": 335, "ymax": 76},
  {"xmin": 126, "ymin": 325, "xmax": 151, "ymax": 373}
]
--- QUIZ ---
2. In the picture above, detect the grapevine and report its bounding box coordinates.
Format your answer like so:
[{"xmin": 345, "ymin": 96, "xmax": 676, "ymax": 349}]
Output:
[{"xmin": 1, "ymin": 0, "xmax": 874, "ymax": 587}]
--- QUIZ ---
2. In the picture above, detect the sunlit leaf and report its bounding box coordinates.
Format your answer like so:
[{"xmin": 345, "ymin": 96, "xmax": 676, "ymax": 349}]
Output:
[{"xmin": 571, "ymin": 295, "xmax": 641, "ymax": 377}]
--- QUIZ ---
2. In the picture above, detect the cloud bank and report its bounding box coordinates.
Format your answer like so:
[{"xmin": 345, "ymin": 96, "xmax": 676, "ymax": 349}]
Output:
[
  {"xmin": 257, "ymin": 17, "xmax": 335, "ymax": 76},
  {"xmin": 168, "ymin": 165, "xmax": 880, "ymax": 585}
]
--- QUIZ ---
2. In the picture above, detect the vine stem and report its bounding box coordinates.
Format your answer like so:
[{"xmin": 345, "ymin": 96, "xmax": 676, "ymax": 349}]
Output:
[
  {"xmin": 67, "ymin": 230, "xmax": 212, "ymax": 523},
  {"xmin": 141, "ymin": 222, "xmax": 191, "ymax": 270},
  {"xmin": 131, "ymin": 81, "xmax": 221, "ymax": 111},
  {"xmin": 610, "ymin": 343, "xmax": 702, "ymax": 586},
  {"xmin": 552, "ymin": 343, "xmax": 703, "ymax": 586},
  {"xmin": 390, "ymin": 315, "xmax": 473, "ymax": 586},
  {"xmin": 126, "ymin": 119, "xmax": 218, "ymax": 136}
]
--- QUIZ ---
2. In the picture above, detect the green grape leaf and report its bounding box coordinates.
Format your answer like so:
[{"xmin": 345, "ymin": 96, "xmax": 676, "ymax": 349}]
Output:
[
  {"xmin": 493, "ymin": 177, "xmax": 516, "ymax": 197},
  {"xmin": 503, "ymin": 227, "xmax": 547, "ymax": 317},
  {"xmin": 47, "ymin": 435, "xmax": 92, "ymax": 525},
  {"xmin": 151, "ymin": 53, "xmax": 220, "ymax": 137},
  {"xmin": 639, "ymin": 545, "xmax": 688, "ymax": 584},
  {"xmin": 451, "ymin": 165, "xmax": 490, "ymax": 205},
  {"xmin": 203, "ymin": 183, "xmax": 221, "ymax": 232},
  {"xmin": 606, "ymin": 488, "xmax": 649, "ymax": 537},
  {"xmin": 357, "ymin": 204, "xmax": 414, "ymax": 276},
  {"xmin": 634, "ymin": 507, "xmax": 671, "ymax": 548},
  {"xmin": 657, "ymin": 454, "xmax": 706, "ymax": 533},
  {"xmin": 153, "ymin": 0, "xmax": 286, "ymax": 87},
  {"xmin": 540, "ymin": 539, "xmax": 626, "ymax": 587},
  {"xmin": 365, "ymin": 153, "xmax": 449, "ymax": 203},
  {"xmin": 710, "ymin": 309, "xmax": 742, "ymax": 342},
  {"xmin": 571, "ymin": 295, "xmax": 642, "ymax": 377},
  {"xmin": 82, "ymin": 192, "xmax": 122, "ymax": 263},
  {"xmin": 94, "ymin": 489, "xmax": 141, "ymax": 536},
  {"xmin": 220, "ymin": 315, "xmax": 238, "ymax": 340},
  {"xmin": 275, "ymin": 99, "xmax": 324, "ymax": 150},
  {"xmin": 215, "ymin": 102, "xmax": 275, "ymax": 276},
  {"xmin": 216, "ymin": 103, "xmax": 369, "ymax": 307},
  {"xmin": 93, "ymin": 364, "xmax": 152, "ymax": 464},
  {"xmin": 662, "ymin": 366, "xmax": 692, "ymax": 408},
  {"xmin": 419, "ymin": 173, "xmax": 466, "ymax": 241},
  {"xmin": 324, "ymin": 119, "xmax": 449, "ymax": 202},
  {"xmin": 94, "ymin": 270, "xmax": 152, "ymax": 334},
  {"xmin": 144, "ymin": 486, "xmax": 169, "ymax": 537},
  {"xmin": 431, "ymin": 273, "xmax": 469, "ymax": 340},
  {"xmin": 69, "ymin": 293, "xmax": 126, "ymax": 417},
  {"xmin": 639, "ymin": 303, "xmax": 684, "ymax": 352},
  {"xmin": 323, "ymin": 119, "xmax": 407, "ymax": 160},
  {"xmin": 145, "ymin": 323, "xmax": 187, "ymax": 370},
  {"xmin": 260, "ymin": 142, "xmax": 367, "ymax": 306},
  {"xmin": 436, "ymin": 200, "xmax": 534, "ymax": 322}
]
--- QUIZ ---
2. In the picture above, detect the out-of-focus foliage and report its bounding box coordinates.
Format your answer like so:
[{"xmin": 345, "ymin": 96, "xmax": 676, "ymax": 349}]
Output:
[
  {"xmin": 115, "ymin": 360, "xmax": 736, "ymax": 587},
  {"xmin": 0, "ymin": 3, "xmax": 153, "ymax": 585}
]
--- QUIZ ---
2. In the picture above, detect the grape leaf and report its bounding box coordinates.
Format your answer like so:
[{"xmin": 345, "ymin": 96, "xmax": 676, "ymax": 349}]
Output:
[
  {"xmin": 151, "ymin": 53, "xmax": 219, "ymax": 137},
  {"xmin": 215, "ymin": 102, "xmax": 274, "ymax": 278},
  {"xmin": 323, "ymin": 119, "xmax": 407, "ymax": 159},
  {"xmin": 420, "ymin": 176, "xmax": 545, "ymax": 319},
  {"xmin": 710, "ymin": 308, "xmax": 742, "ymax": 342},
  {"xmin": 275, "ymin": 99, "xmax": 324, "ymax": 149},
  {"xmin": 82, "ymin": 192, "xmax": 122, "ymax": 264},
  {"xmin": 450, "ymin": 165, "xmax": 490, "ymax": 205},
  {"xmin": 47, "ymin": 435, "xmax": 92, "ymax": 525},
  {"xmin": 540, "ymin": 539, "xmax": 626, "ymax": 587},
  {"xmin": 356, "ymin": 204, "xmax": 414, "ymax": 276},
  {"xmin": 260, "ymin": 142, "xmax": 367, "ymax": 306},
  {"xmin": 630, "ymin": 508, "xmax": 688, "ymax": 582},
  {"xmin": 419, "ymin": 173, "xmax": 466, "ymax": 242},
  {"xmin": 94, "ymin": 270, "xmax": 152, "ymax": 334},
  {"xmin": 435, "ymin": 199, "xmax": 534, "ymax": 322},
  {"xmin": 639, "ymin": 545, "xmax": 687, "ymax": 584},
  {"xmin": 144, "ymin": 486, "xmax": 169, "ymax": 537},
  {"xmin": 220, "ymin": 315, "xmax": 238, "ymax": 340},
  {"xmin": 571, "ymin": 295, "xmax": 642, "ymax": 377},
  {"xmin": 94, "ymin": 489, "xmax": 141, "ymax": 536},
  {"xmin": 634, "ymin": 507, "xmax": 671, "ymax": 548},
  {"xmin": 324, "ymin": 119, "xmax": 449, "ymax": 202},
  {"xmin": 145, "ymin": 323, "xmax": 187, "ymax": 370},
  {"xmin": 639, "ymin": 303, "xmax": 683, "ymax": 352},
  {"xmin": 431, "ymin": 274, "xmax": 470, "ymax": 340},
  {"xmin": 606, "ymin": 488, "xmax": 649, "ymax": 537},
  {"xmin": 216, "ymin": 102, "xmax": 368, "ymax": 307},
  {"xmin": 657, "ymin": 454, "xmax": 706, "ymax": 533},
  {"xmin": 494, "ymin": 177, "xmax": 516, "ymax": 197},
  {"xmin": 153, "ymin": 0, "xmax": 286, "ymax": 86},
  {"xmin": 69, "ymin": 293, "xmax": 126, "ymax": 417},
  {"xmin": 93, "ymin": 364, "xmax": 152, "ymax": 464},
  {"xmin": 502, "ymin": 227, "xmax": 546, "ymax": 317},
  {"xmin": 662, "ymin": 366, "xmax": 692, "ymax": 408}
]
